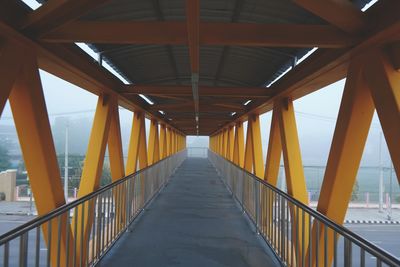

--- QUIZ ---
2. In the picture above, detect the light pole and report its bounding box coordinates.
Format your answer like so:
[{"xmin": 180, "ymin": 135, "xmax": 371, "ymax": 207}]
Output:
[
  {"xmin": 64, "ymin": 124, "xmax": 69, "ymax": 202},
  {"xmin": 387, "ymin": 162, "xmax": 393, "ymax": 220},
  {"xmin": 378, "ymin": 132, "xmax": 384, "ymax": 212}
]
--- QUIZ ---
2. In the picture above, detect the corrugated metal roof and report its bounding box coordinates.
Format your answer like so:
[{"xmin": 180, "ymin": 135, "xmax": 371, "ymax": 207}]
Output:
[{"xmin": 34, "ymin": 0, "xmax": 374, "ymax": 134}]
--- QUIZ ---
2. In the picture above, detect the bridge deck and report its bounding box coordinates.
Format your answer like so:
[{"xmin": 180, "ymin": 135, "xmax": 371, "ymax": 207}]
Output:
[{"xmin": 99, "ymin": 158, "xmax": 280, "ymax": 267}]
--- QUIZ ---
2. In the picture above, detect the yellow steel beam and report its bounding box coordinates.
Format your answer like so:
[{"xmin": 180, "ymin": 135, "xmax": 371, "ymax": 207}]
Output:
[
  {"xmin": 74, "ymin": 94, "xmax": 113, "ymax": 264},
  {"xmin": 106, "ymin": 96, "xmax": 126, "ymax": 231},
  {"xmin": 277, "ymin": 99, "xmax": 308, "ymax": 203},
  {"xmin": 0, "ymin": 40, "xmax": 24, "ymax": 115},
  {"xmin": 9, "ymin": 53, "xmax": 72, "ymax": 267},
  {"xmin": 264, "ymin": 107, "xmax": 282, "ymax": 186},
  {"xmin": 107, "ymin": 97, "xmax": 125, "ymax": 181},
  {"xmin": 148, "ymin": 119, "xmax": 160, "ymax": 164},
  {"xmin": 310, "ymin": 59, "xmax": 374, "ymax": 266},
  {"xmin": 232, "ymin": 122, "xmax": 245, "ymax": 167},
  {"xmin": 227, "ymin": 126, "xmax": 235, "ymax": 161},
  {"xmin": 171, "ymin": 130, "xmax": 176, "ymax": 154},
  {"xmin": 276, "ymin": 99, "xmax": 309, "ymax": 263},
  {"xmin": 293, "ymin": 0, "xmax": 365, "ymax": 33},
  {"xmin": 221, "ymin": 128, "xmax": 227, "ymax": 158},
  {"xmin": 166, "ymin": 127, "xmax": 171, "ymax": 156},
  {"xmin": 77, "ymin": 94, "xmax": 112, "ymax": 196},
  {"xmin": 159, "ymin": 124, "xmax": 167, "ymax": 159},
  {"xmin": 244, "ymin": 115, "xmax": 264, "ymax": 178},
  {"xmin": 126, "ymin": 112, "xmax": 148, "ymax": 174},
  {"xmin": 364, "ymin": 49, "xmax": 400, "ymax": 182}
]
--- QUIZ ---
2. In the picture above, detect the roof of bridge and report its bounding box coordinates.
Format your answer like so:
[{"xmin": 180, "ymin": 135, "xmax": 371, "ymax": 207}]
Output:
[{"xmin": 2, "ymin": 0, "xmax": 395, "ymax": 135}]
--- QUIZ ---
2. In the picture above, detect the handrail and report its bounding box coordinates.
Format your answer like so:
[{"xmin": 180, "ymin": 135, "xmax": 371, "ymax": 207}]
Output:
[
  {"xmin": 208, "ymin": 149, "xmax": 400, "ymax": 266},
  {"xmin": 0, "ymin": 150, "xmax": 185, "ymax": 245},
  {"xmin": 0, "ymin": 149, "xmax": 187, "ymax": 267}
]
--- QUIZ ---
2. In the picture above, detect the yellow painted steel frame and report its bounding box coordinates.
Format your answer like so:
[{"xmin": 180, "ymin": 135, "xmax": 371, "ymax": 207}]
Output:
[
  {"xmin": 166, "ymin": 127, "xmax": 171, "ymax": 156},
  {"xmin": 364, "ymin": 49, "xmax": 400, "ymax": 182},
  {"xmin": 107, "ymin": 97, "xmax": 126, "ymax": 230},
  {"xmin": 74, "ymin": 94, "xmax": 113, "ymax": 264},
  {"xmin": 232, "ymin": 121, "xmax": 244, "ymax": 167},
  {"xmin": 159, "ymin": 124, "xmax": 167, "ymax": 159},
  {"xmin": 148, "ymin": 119, "xmax": 160, "ymax": 165},
  {"xmin": 108, "ymin": 97, "xmax": 125, "ymax": 182},
  {"xmin": 126, "ymin": 112, "xmax": 148, "ymax": 174},
  {"xmin": 276, "ymin": 99, "xmax": 309, "ymax": 264},
  {"xmin": 227, "ymin": 126, "xmax": 235, "ymax": 161},
  {"xmin": 264, "ymin": 107, "xmax": 282, "ymax": 186},
  {"xmin": 8, "ymin": 52, "xmax": 72, "ymax": 267},
  {"xmin": 243, "ymin": 114, "xmax": 264, "ymax": 178},
  {"xmin": 309, "ymin": 49, "xmax": 400, "ymax": 266}
]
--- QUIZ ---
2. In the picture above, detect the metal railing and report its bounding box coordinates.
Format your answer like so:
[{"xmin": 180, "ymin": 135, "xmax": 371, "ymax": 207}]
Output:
[
  {"xmin": 209, "ymin": 150, "xmax": 400, "ymax": 267},
  {"xmin": 0, "ymin": 150, "xmax": 186, "ymax": 267}
]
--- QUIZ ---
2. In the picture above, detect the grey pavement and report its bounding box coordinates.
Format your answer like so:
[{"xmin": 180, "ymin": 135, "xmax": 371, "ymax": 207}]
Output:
[
  {"xmin": 0, "ymin": 201, "xmax": 37, "ymax": 215},
  {"xmin": 344, "ymin": 207, "xmax": 400, "ymax": 223},
  {"xmin": 99, "ymin": 158, "xmax": 280, "ymax": 267}
]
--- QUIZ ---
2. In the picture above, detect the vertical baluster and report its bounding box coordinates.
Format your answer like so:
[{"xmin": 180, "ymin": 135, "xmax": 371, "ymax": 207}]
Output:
[
  {"xmin": 36, "ymin": 226, "xmax": 41, "ymax": 267},
  {"xmin": 302, "ymin": 209, "xmax": 305, "ymax": 267},
  {"xmin": 3, "ymin": 242, "xmax": 9, "ymax": 267},
  {"xmin": 19, "ymin": 232, "xmax": 28, "ymax": 267},
  {"xmin": 360, "ymin": 248, "xmax": 365, "ymax": 267},
  {"xmin": 56, "ymin": 215, "xmax": 62, "ymax": 267},
  {"xmin": 316, "ymin": 220, "xmax": 319, "ymax": 267},
  {"xmin": 47, "ymin": 220, "xmax": 52, "ymax": 267},
  {"xmin": 324, "ymin": 225, "xmax": 328, "ymax": 267},
  {"xmin": 80, "ymin": 203, "xmax": 85, "ymax": 267},
  {"xmin": 344, "ymin": 238, "xmax": 352, "ymax": 267},
  {"xmin": 333, "ymin": 231, "xmax": 337, "ymax": 267}
]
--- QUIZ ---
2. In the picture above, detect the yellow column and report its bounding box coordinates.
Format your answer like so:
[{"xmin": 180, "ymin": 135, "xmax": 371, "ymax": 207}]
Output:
[
  {"xmin": 9, "ymin": 53, "xmax": 72, "ymax": 267},
  {"xmin": 227, "ymin": 126, "xmax": 235, "ymax": 161},
  {"xmin": 107, "ymin": 98, "xmax": 126, "ymax": 231},
  {"xmin": 233, "ymin": 122, "xmax": 245, "ymax": 167},
  {"xmin": 107, "ymin": 98, "xmax": 125, "ymax": 181},
  {"xmin": 243, "ymin": 115, "xmax": 264, "ymax": 178},
  {"xmin": 276, "ymin": 99, "xmax": 309, "ymax": 264},
  {"xmin": 148, "ymin": 119, "xmax": 160, "ymax": 164},
  {"xmin": 126, "ymin": 112, "xmax": 148, "ymax": 174},
  {"xmin": 74, "ymin": 94, "xmax": 113, "ymax": 264},
  {"xmin": 310, "ymin": 59, "xmax": 374, "ymax": 266},
  {"xmin": 166, "ymin": 127, "xmax": 171, "ymax": 156},
  {"xmin": 264, "ymin": 108, "xmax": 282, "ymax": 186},
  {"xmin": 159, "ymin": 124, "xmax": 167, "ymax": 159},
  {"xmin": 277, "ymin": 99, "xmax": 308, "ymax": 203},
  {"xmin": 364, "ymin": 49, "xmax": 400, "ymax": 181}
]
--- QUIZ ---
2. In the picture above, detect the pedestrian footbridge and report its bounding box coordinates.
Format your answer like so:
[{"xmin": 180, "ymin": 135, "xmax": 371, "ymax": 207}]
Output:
[{"xmin": 1, "ymin": 0, "xmax": 400, "ymax": 266}]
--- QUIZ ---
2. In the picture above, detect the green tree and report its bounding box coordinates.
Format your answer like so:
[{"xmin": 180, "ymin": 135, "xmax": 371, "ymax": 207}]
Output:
[
  {"xmin": 351, "ymin": 180, "xmax": 359, "ymax": 201},
  {"xmin": 0, "ymin": 144, "xmax": 11, "ymax": 171},
  {"xmin": 100, "ymin": 164, "xmax": 112, "ymax": 186}
]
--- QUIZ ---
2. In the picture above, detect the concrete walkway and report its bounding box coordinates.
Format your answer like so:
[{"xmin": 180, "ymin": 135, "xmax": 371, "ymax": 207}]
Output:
[{"xmin": 99, "ymin": 158, "xmax": 280, "ymax": 267}]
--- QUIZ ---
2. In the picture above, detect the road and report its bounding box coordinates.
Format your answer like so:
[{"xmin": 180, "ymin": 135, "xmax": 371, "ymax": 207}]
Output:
[{"xmin": 345, "ymin": 224, "xmax": 400, "ymax": 261}]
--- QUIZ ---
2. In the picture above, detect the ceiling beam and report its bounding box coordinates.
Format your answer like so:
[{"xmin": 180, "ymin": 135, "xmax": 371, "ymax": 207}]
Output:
[
  {"xmin": 122, "ymin": 84, "xmax": 271, "ymax": 98},
  {"xmin": 212, "ymin": 0, "xmax": 400, "ymax": 136},
  {"xmin": 293, "ymin": 0, "xmax": 366, "ymax": 33},
  {"xmin": 20, "ymin": 0, "xmax": 112, "ymax": 36},
  {"xmin": 151, "ymin": 103, "xmax": 245, "ymax": 112},
  {"xmin": 41, "ymin": 21, "xmax": 356, "ymax": 48},
  {"xmin": 0, "ymin": 12, "xmax": 185, "ymax": 136},
  {"xmin": 185, "ymin": 0, "xmax": 200, "ymax": 131}
]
